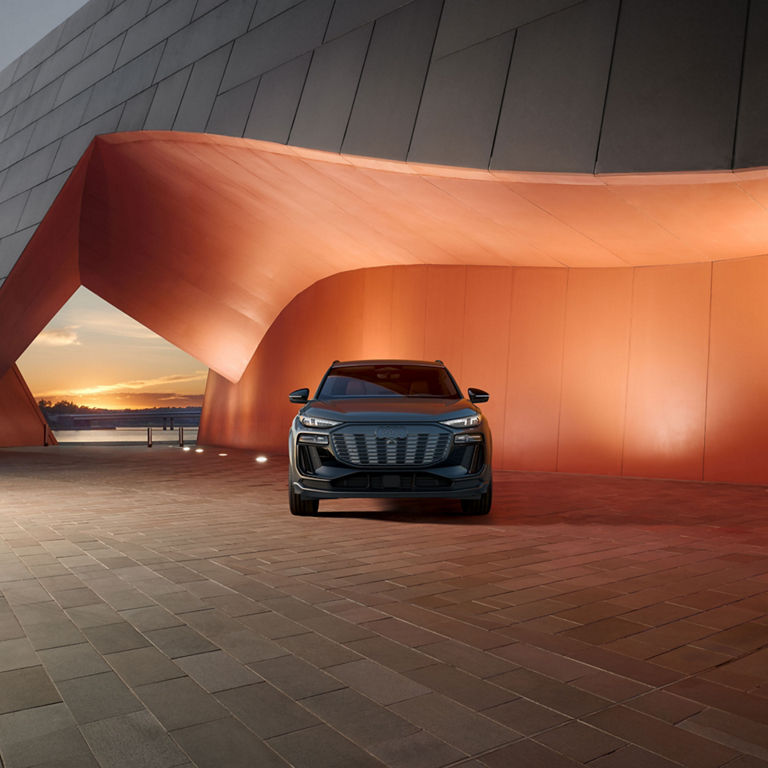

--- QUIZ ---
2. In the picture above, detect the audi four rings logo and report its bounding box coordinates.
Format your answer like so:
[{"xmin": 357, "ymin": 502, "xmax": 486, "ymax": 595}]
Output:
[{"xmin": 377, "ymin": 427, "xmax": 407, "ymax": 441}]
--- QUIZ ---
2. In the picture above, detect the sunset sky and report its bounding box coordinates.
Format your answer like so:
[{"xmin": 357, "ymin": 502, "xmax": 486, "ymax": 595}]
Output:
[{"xmin": 17, "ymin": 288, "xmax": 206, "ymax": 410}]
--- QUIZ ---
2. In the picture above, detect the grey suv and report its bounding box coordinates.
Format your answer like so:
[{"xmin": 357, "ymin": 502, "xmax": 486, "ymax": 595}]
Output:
[{"xmin": 288, "ymin": 360, "xmax": 492, "ymax": 516}]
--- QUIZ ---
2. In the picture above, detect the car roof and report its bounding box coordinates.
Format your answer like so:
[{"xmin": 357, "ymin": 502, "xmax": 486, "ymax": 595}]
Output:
[{"xmin": 330, "ymin": 359, "xmax": 445, "ymax": 369}]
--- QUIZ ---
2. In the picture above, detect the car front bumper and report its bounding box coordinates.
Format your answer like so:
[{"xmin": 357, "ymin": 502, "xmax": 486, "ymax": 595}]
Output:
[
  {"xmin": 292, "ymin": 463, "xmax": 492, "ymax": 500},
  {"xmin": 289, "ymin": 420, "xmax": 492, "ymax": 502}
]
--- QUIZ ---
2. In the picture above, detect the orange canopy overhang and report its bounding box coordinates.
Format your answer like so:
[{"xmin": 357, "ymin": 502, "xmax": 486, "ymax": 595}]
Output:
[{"xmin": 2, "ymin": 130, "xmax": 768, "ymax": 383}]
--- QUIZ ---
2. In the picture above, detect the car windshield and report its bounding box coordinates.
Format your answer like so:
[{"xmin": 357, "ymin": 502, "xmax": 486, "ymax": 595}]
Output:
[{"xmin": 318, "ymin": 364, "xmax": 461, "ymax": 399}]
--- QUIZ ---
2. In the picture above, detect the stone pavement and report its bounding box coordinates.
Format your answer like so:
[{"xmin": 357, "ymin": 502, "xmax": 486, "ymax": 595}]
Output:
[{"xmin": 1, "ymin": 446, "xmax": 768, "ymax": 768}]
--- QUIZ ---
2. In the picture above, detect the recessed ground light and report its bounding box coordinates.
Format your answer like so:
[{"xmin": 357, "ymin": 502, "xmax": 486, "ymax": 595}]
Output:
[
  {"xmin": 218, "ymin": 453, "xmax": 228, "ymax": 457},
  {"xmin": 255, "ymin": 456, "xmax": 268, "ymax": 463},
  {"xmin": 182, "ymin": 446, "xmax": 191, "ymax": 452},
  {"xmin": 195, "ymin": 448, "xmax": 204, "ymax": 453}
]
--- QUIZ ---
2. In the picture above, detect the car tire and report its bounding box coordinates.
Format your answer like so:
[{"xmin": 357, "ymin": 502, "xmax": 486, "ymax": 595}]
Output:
[
  {"xmin": 461, "ymin": 480, "xmax": 492, "ymax": 516},
  {"xmin": 289, "ymin": 487, "xmax": 319, "ymax": 516}
]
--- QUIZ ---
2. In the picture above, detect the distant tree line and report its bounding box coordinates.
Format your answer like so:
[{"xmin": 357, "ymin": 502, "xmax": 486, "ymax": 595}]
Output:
[
  {"xmin": 37, "ymin": 400, "xmax": 202, "ymax": 414},
  {"xmin": 38, "ymin": 400, "xmax": 108, "ymax": 414}
]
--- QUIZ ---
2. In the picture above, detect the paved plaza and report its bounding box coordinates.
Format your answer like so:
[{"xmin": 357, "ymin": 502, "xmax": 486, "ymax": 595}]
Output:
[{"xmin": 0, "ymin": 446, "xmax": 767, "ymax": 768}]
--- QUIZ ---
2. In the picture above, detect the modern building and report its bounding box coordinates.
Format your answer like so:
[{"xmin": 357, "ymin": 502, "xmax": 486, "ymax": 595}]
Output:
[{"xmin": 1, "ymin": 0, "xmax": 768, "ymax": 483}]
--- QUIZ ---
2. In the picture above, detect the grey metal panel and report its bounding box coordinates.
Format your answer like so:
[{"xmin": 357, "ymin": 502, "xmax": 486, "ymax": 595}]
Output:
[
  {"xmin": 194, "ymin": 0, "xmax": 229, "ymax": 18},
  {"xmin": 18, "ymin": 173, "xmax": 70, "ymax": 230},
  {"xmin": 0, "ymin": 126, "xmax": 34, "ymax": 171},
  {"xmin": 0, "ymin": 113, "xmax": 11, "ymax": 145},
  {"xmin": 85, "ymin": 0, "xmax": 153, "ymax": 57},
  {"xmin": 222, "ymin": 0, "xmax": 333, "ymax": 91},
  {"xmin": 434, "ymin": 0, "xmax": 584, "ymax": 58},
  {"xmin": 734, "ymin": 1, "xmax": 768, "ymax": 168},
  {"xmin": 492, "ymin": 0, "xmax": 618, "ymax": 172},
  {"xmin": 343, "ymin": 0, "xmax": 442, "ymax": 161},
  {"xmin": 32, "ymin": 30, "xmax": 91, "ymax": 93},
  {"xmin": 8, "ymin": 80, "xmax": 62, "ymax": 138},
  {"xmin": 0, "ymin": 61, "xmax": 19, "ymax": 95},
  {"xmin": 54, "ymin": 36, "xmax": 124, "ymax": 108},
  {"xmin": 208, "ymin": 77, "xmax": 260, "ymax": 137},
  {"xmin": 0, "ymin": 69, "xmax": 38, "ymax": 120},
  {"xmin": 250, "ymin": 0, "xmax": 304, "ymax": 28},
  {"xmin": 173, "ymin": 45, "xmax": 232, "ymax": 132},
  {"xmin": 144, "ymin": 68, "xmax": 192, "ymax": 130},
  {"xmin": 149, "ymin": 0, "xmax": 170, "ymax": 11},
  {"xmin": 408, "ymin": 31, "xmax": 514, "ymax": 168},
  {"xmin": 50, "ymin": 107, "xmax": 123, "ymax": 177},
  {"xmin": 27, "ymin": 92, "xmax": 91, "ymax": 155},
  {"xmin": 244, "ymin": 54, "xmax": 311, "ymax": 143},
  {"xmin": 82, "ymin": 43, "xmax": 165, "ymax": 123},
  {"xmin": 59, "ymin": 0, "xmax": 113, "ymax": 47},
  {"xmin": 13, "ymin": 27, "xmax": 63, "ymax": 84},
  {"xmin": 0, "ymin": 143, "xmax": 60, "ymax": 203},
  {"xmin": 0, "ymin": 227, "xmax": 36, "ymax": 280},
  {"xmin": 597, "ymin": 0, "xmax": 747, "ymax": 173},
  {"xmin": 0, "ymin": 192, "xmax": 29, "ymax": 239},
  {"xmin": 116, "ymin": 0, "xmax": 196, "ymax": 68},
  {"xmin": 289, "ymin": 25, "xmax": 371, "ymax": 152},
  {"xmin": 117, "ymin": 87, "xmax": 157, "ymax": 131},
  {"xmin": 326, "ymin": 0, "xmax": 412, "ymax": 41},
  {"xmin": 155, "ymin": 0, "xmax": 254, "ymax": 81}
]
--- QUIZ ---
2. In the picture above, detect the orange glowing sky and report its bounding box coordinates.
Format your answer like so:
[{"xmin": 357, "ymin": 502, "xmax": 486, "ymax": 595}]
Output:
[{"xmin": 17, "ymin": 287, "xmax": 205, "ymax": 410}]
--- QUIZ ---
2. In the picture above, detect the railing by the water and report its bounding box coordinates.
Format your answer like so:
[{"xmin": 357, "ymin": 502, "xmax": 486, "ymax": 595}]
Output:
[
  {"xmin": 147, "ymin": 425, "xmax": 187, "ymax": 447},
  {"xmin": 51, "ymin": 427, "xmax": 198, "ymax": 445}
]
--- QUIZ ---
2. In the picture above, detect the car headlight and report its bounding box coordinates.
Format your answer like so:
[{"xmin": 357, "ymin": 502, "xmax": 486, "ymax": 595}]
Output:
[
  {"xmin": 298, "ymin": 433, "xmax": 329, "ymax": 445},
  {"xmin": 299, "ymin": 414, "xmax": 341, "ymax": 428},
  {"xmin": 440, "ymin": 414, "xmax": 482, "ymax": 428}
]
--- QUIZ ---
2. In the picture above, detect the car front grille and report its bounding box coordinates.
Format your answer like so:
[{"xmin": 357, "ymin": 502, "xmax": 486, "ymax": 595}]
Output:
[{"xmin": 331, "ymin": 431, "xmax": 451, "ymax": 467}]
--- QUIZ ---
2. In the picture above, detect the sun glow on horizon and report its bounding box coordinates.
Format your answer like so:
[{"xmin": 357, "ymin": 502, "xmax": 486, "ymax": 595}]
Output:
[
  {"xmin": 35, "ymin": 392, "xmax": 206, "ymax": 411},
  {"xmin": 18, "ymin": 287, "xmax": 207, "ymax": 410},
  {"xmin": 59, "ymin": 372, "xmax": 206, "ymax": 396}
]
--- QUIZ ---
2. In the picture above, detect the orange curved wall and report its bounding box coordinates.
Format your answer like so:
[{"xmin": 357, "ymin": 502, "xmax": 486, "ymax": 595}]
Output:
[
  {"xmin": 199, "ymin": 259, "xmax": 768, "ymax": 485},
  {"xmin": 0, "ymin": 364, "xmax": 55, "ymax": 447}
]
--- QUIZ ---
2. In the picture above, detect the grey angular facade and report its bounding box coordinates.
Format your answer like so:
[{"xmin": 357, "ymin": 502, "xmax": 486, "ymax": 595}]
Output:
[{"xmin": 0, "ymin": 0, "xmax": 765, "ymax": 289}]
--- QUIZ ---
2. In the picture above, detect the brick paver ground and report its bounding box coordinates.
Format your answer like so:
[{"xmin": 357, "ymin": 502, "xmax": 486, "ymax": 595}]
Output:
[{"xmin": 1, "ymin": 445, "xmax": 768, "ymax": 767}]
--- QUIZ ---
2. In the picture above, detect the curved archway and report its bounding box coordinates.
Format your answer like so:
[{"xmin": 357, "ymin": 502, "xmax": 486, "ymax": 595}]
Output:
[{"xmin": 2, "ymin": 131, "xmax": 768, "ymax": 481}]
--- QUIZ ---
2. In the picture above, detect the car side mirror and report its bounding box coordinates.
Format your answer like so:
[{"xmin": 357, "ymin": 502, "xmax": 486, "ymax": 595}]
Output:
[
  {"xmin": 468, "ymin": 388, "xmax": 489, "ymax": 404},
  {"xmin": 289, "ymin": 388, "xmax": 309, "ymax": 404}
]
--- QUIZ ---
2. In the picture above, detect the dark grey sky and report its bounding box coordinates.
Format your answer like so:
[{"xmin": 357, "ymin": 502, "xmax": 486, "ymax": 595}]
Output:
[{"xmin": 0, "ymin": 0, "xmax": 87, "ymax": 73}]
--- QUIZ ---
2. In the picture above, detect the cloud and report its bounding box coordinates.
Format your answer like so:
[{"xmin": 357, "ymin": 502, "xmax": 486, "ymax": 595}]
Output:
[
  {"xmin": 40, "ymin": 371, "xmax": 208, "ymax": 399},
  {"xmin": 34, "ymin": 327, "xmax": 81, "ymax": 347}
]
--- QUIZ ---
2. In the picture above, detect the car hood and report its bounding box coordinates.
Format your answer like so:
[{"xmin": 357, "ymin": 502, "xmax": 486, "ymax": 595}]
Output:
[{"xmin": 305, "ymin": 397, "xmax": 478, "ymax": 423}]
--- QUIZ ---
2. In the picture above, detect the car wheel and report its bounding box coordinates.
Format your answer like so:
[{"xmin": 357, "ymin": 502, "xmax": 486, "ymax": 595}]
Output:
[
  {"xmin": 289, "ymin": 487, "xmax": 319, "ymax": 516},
  {"xmin": 461, "ymin": 480, "xmax": 492, "ymax": 516}
]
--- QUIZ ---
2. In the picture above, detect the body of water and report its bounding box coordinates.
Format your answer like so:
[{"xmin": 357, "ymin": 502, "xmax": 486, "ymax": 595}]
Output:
[{"xmin": 54, "ymin": 427, "xmax": 198, "ymax": 444}]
